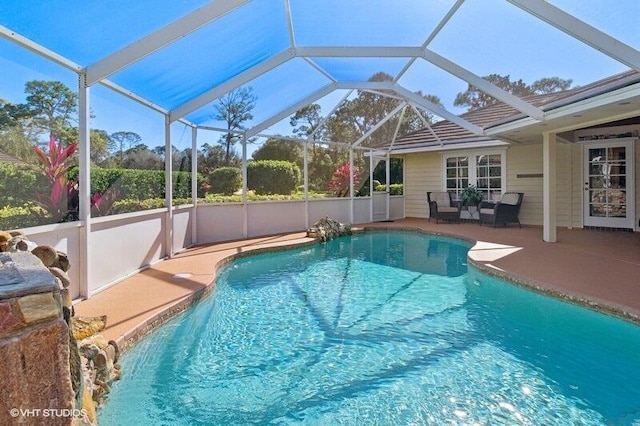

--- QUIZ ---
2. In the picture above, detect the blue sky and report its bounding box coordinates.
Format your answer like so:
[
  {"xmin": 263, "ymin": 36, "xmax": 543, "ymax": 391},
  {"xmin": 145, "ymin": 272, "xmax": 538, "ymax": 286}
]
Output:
[{"xmin": 1, "ymin": 0, "xmax": 638, "ymax": 152}]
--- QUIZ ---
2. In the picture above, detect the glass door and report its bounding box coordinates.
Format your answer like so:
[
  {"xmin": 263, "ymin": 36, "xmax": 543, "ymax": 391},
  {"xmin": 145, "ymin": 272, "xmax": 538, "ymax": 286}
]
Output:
[
  {"xmin": 583, "ymin": 139, "xmax": 635, "ymax": 229},
  {"xmin": 372, "ymin": 155, "xmax": 388, "ymax": 221}
]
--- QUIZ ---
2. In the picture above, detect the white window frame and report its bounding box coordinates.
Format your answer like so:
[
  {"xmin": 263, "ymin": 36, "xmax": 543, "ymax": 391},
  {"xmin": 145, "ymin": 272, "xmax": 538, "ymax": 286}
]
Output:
[{"xmin": 442, "ymin": 148, "xmax": 508, "ymax": 202}]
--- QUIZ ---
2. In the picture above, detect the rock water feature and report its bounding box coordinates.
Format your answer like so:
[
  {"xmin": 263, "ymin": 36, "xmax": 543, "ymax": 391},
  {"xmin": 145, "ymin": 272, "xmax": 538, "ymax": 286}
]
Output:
[
  {"xmin": 306, "ymin": 217, "xmax": 352, "ymax": 241},
  {"xmin": 0, "ymin": 230, "xmax": 119, "ymax": 425}
]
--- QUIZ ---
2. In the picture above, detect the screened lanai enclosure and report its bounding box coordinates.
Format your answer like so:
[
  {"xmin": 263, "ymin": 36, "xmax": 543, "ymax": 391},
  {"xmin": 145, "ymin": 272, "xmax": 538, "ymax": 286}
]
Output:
[{"xmin": 1, "ymin": 0, "xmax": 639, "ymax": 300}]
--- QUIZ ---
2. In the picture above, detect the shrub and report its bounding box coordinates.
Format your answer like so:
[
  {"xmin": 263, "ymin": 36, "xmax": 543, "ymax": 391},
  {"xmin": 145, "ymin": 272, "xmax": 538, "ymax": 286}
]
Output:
[
  {"xmin": 327, "ymin": 163, "xmax": 361, "ymax": 197},
  {"xmin": 32, "ymin": 137, "xmax": 78, "ymax": 222},
  {"xmin": 389, "ymin": 183, "xmax": 403, "ymax": 195},
  {"xmin": 111, "ymin": 197, "xmax": 193, "ymax": 214},
  {"xmin": 374, "ymin": 184, "xmax": 404, "ymax": 195},
  {"xmin": 208, "ymin": 167, "xmax": 241, "ymax": 195},
  {"xmin": 0, "ymin": 205, "xmax": 47, "ymax": 230},
  {"xmin": 247, "ymin": 160, "xmax": 300, "ymax": 195},
  {"xmin": 0, "ymin": 163, "xmax": 41, "ymax": 207},
  {"xmin": 68, "ymin": 167, "xmax": 200, "ymax": 200}
]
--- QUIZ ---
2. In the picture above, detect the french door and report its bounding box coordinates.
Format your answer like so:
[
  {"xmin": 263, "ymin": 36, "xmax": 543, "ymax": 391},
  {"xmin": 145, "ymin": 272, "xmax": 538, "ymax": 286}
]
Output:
[{"xmin": 583, "ymin": 139, "xmax": 635, "ymax": 229}]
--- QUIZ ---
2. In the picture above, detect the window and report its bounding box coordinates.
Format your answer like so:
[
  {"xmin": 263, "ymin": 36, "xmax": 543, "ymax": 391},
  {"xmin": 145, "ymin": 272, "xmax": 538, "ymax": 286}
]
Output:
[
  {"xmin": 443, "ymin": 149, "xmax": 506, "ymax": 201},
  {"xmin": 445, "ymin": 156, "xmax": 469, "ymax": 194}
]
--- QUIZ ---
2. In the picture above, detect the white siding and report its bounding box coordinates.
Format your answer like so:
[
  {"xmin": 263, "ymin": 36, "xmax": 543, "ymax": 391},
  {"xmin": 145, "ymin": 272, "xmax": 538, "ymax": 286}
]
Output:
[
  {"xmin": 506, "ymin": 145, "xmax": 542, "ymax": 226},
  {"xmin": 404, "ymin": 152, "xmax": 441, "ymax": 218},
  {"xmin": 403, "ymin": 143, "xmax": 583, "ymax": 227},
  {"xmin": 505, "ymin": 143, "xmax": 579, "ymax": 227},
  {"xmin": 570, "ymin": 142, "xmax": 583, "ymax": 228}
]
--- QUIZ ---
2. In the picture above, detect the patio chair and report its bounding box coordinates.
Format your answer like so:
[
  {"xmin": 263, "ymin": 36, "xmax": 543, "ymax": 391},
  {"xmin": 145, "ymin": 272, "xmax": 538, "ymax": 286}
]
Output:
[
  {"xmin": 479, "ymin": 192, "xmax": 524, "ymax": 227},
  {"xmin": 427, "ymin": 191, "xmax": 462, "ymax": 224}
]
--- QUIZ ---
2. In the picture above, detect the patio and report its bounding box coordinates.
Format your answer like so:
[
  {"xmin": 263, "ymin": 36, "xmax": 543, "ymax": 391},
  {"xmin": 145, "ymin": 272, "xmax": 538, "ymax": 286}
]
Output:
[{"xmin": 75, "ymin": 220, "xmax": 640, "ymax": 351}]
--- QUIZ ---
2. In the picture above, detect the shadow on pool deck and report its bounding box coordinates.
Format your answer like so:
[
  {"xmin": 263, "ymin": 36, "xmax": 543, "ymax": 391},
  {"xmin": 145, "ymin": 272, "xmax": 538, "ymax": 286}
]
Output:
[{"xmin": 74, "ymin": 219, "xmax": 640, "ymax": 350}]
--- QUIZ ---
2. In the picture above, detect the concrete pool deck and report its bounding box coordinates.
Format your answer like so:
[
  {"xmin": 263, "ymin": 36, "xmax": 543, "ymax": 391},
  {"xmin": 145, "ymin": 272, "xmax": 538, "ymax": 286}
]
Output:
[{"xmin": 74, "ymin": 219, "xmax": 640, "ymax": 350}]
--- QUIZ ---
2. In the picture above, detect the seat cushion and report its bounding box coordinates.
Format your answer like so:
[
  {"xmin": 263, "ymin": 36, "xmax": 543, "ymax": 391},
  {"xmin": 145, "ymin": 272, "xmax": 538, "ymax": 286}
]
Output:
[
  {"xmin": 431, "ymin": 192, "xmax": 451, "ymax": 209},
  {"xmin": 438, "ymin": 206, "xmax": 458, "ymax": 213},
  {"xmin": 480, "ymin": 208, "xmax": 495, "ymax": 215},
  {"xmin": 500, "ymin": 193, "xmax": 520, "ymax": 205}
]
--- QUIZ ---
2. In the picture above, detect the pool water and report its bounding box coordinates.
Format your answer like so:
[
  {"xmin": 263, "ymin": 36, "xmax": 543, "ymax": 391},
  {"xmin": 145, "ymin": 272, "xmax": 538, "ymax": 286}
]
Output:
[{"xmin": 99, "ymin": 231, "xmax": 640, "ymax": 425}]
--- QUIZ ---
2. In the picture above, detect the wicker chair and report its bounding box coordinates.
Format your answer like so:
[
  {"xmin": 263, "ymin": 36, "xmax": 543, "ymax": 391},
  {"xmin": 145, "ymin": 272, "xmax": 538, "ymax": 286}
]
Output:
[
  {"xmin": 479, "ymin": 192, "xmax": 524, "ymax": 227},
  {"xmin": 427, "ymin": 191, "xmax": 462, "ymax": 223}
]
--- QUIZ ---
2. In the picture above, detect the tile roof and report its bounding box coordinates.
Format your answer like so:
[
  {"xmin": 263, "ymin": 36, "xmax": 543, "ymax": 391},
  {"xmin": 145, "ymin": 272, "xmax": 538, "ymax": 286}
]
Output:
[{"xmin": 389, "ymin": 69, "xmax": 640, "ymax": 151}]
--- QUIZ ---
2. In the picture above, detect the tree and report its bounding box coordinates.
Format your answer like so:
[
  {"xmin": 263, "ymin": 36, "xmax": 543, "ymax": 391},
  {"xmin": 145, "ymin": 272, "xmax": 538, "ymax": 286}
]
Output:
[
  {"xmin": 530, "ymin": 77, "xmax": 573, "ymax": 94},
  {"xmin": 110, "ymin": 131, "xmax": 142, "ymax": 166},
  {"xmin": 326, "ymin": 72, "xmax": 441, "ymax": 147},
  {"xmin": 24, "ymin": 80, "xmax": 78, "ymax": 143},
  {"xmin": 0, "ymin": 99, "xmax": 31, "ymax": 130},
  {"xmin": 406, "ymin": 91, "xmax": 442, "ymax": 130},
  {"xmin": 291, "ymin": 104, "xmax": 324, "ymax": 141},
  {"xmin": 0, "ymin": 99, "xmax": 37, "ymax": 161},
  {"xmin": 252, "ymin": 138, "xmax": 302, "ymax": 164},
  {"xmin": 454, "ymin": 74, "xmax": 573, "ymax": 111},
  {"xmin": 90, "ymin": 129, "xmax": 111, "ymax": 165},
  {"xmin": 213, "ymin": 87, "xmax": 256, "ymax": 166},
  {"xmin": 174, "ymin": 148, "xmax": 193, "ymax": 172},
  {"xmin": 454, "ymin": 74, "xmax": 530, "ymax": 111},
  {"xmin": 290, "ymin": 103, "xmax": 326, "ymax": 169},
  {"xmin": 198, "ymin": 143, "xmax": 240, "ymax": 173},
  {"xmin": 121, "ymin": 144, "xmax": 163, "ymax": 170}
]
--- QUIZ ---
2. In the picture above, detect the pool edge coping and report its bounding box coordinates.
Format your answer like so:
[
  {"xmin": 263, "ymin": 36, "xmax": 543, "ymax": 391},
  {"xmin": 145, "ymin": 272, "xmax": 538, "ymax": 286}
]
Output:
[
  {"xmin": 113, "ymin": 226, "xmax": 640, "ymax": 354},
  {"xmin": 113, "ymin": 237, "xmax": 319, "ymax": 353},
  {"xmin": 361, "ymin": 225, "xmax": 640, "ymax": 327}
]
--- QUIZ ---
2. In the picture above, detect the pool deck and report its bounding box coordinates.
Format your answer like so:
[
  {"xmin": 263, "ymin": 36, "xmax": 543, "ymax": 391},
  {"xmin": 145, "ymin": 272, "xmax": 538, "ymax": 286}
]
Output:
[{"xmin": 74, "ymin": 219, "xmax": 640, "ymax": 350}]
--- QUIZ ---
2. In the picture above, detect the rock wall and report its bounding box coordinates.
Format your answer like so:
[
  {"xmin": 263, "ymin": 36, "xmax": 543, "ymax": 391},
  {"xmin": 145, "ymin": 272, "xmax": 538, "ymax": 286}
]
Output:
[{"xmin": 0, "ymin": 251, "xmax": 77, "ymax": 425}]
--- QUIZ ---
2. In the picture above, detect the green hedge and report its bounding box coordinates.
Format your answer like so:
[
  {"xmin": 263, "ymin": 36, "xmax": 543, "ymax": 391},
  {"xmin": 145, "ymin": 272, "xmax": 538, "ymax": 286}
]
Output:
[
  {"xmin": 0, "ymin": 205, "xmax": 47, "ymax": 231},
  {"xmin": 0, "ymin": 164, "xmax": 202, "ymax": 204},
  {"xmin": 247, "ymin": 160, "xmax": 300, "ymax": 195},
  {"xmin": 375, "ymin": 183, "xmax": 404, "ymax": 195},
  {"xmin": 208, "ymin": 167, "xmax": 241, "ymax": 195},
  {"xmin": 111, "ymin": 197, "xmax": 193, "ymax": 214},
  {"xmin": 0, "ymin": 163, "xmax": 42, "ymax": 207},
  {"xmin": 68, "ymin": 167, "xmax": 203, "ymax": 199}
]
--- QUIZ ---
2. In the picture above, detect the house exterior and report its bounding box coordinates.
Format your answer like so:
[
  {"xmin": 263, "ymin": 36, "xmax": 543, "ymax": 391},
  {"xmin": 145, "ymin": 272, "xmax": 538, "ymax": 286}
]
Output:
[{"xmin": 387, "ymin": 70, "xmax": 640, "ymax": 239}]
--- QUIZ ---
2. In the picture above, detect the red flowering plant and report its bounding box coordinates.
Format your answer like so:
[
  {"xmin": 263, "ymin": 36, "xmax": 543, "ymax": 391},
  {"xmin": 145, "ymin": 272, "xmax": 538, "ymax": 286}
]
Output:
[
  {"xmin": 90, "ymin": 188, "xmax": 120, "ymax": 217},
  {"xmin": 33, "ymin": 136, "xmax": 78, "ymax": 222},
  {"xmin": 328, "ymin": 163, "xmax": 360, "ymax": 197},
  {"xmin": 33, "ymin": 136, "xmax": 120, "ymax": 220}
]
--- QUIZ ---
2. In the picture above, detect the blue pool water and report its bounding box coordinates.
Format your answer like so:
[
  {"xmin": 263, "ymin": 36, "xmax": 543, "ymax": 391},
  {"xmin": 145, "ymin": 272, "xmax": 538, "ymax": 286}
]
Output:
[{"xmin": 99, "ymin": 231, "xmax": 640, "ymax": 425}]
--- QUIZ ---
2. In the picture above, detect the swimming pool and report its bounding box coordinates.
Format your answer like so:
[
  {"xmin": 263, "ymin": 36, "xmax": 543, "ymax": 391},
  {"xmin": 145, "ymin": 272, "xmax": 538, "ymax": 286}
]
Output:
[{"xmin": 99, "ymin": 231, "xmax": 640, "ymax": 425}]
